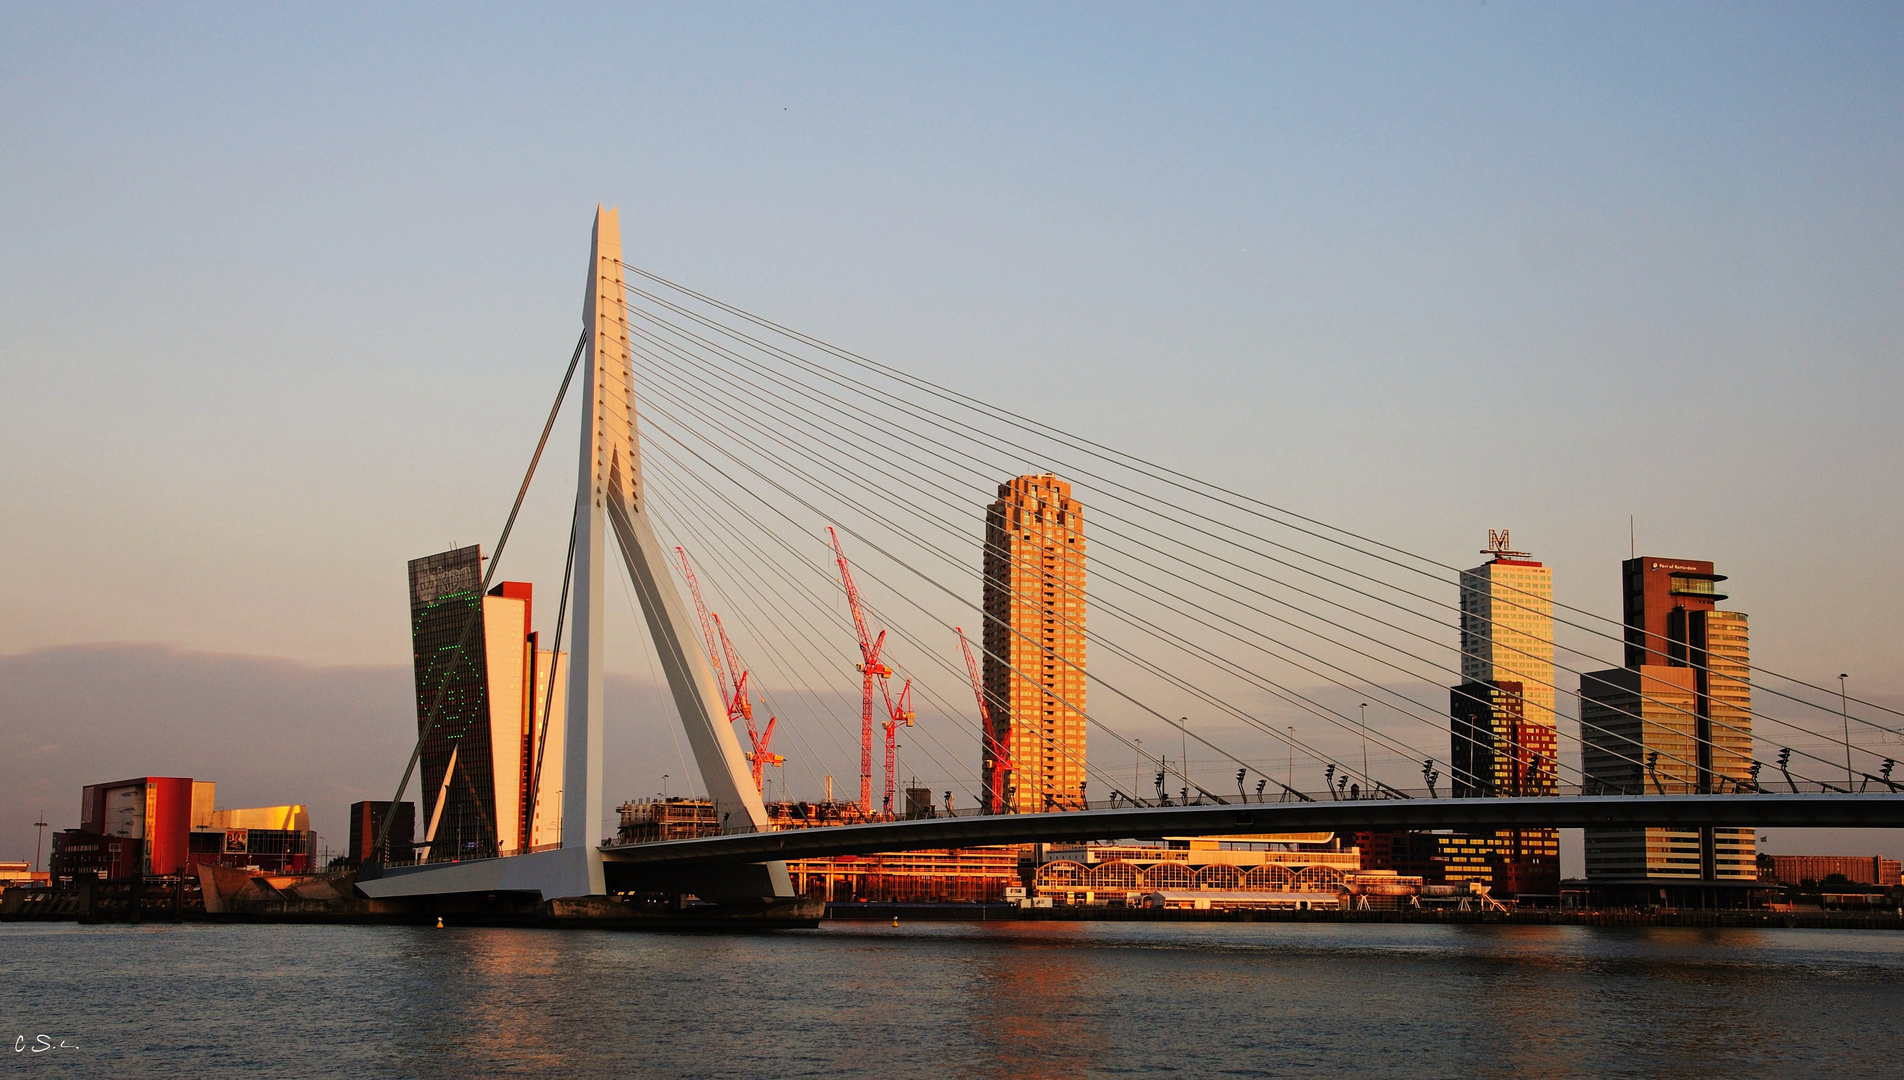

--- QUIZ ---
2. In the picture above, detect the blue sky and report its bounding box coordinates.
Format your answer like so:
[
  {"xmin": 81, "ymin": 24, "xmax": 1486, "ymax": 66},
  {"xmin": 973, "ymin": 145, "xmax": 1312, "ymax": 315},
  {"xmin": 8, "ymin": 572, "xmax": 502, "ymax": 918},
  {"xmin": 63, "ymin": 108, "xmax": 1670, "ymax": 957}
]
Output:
[{"xmin": 3, "ymin": 4, "xmax": 1901, "ymax": 854}]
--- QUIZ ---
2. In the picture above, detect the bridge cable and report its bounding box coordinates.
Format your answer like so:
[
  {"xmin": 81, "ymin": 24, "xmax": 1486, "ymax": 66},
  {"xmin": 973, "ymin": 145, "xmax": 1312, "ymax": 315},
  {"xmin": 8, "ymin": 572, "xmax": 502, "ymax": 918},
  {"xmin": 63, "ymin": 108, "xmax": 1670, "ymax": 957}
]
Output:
[
  {"xmin": 639, "ymin": 431, "xmax": 1158, "ymax": 805},
  {"xmin": 614, "ymin": 266, "xmax": 1904, "ymax": 733},
  {"xmin": 622, "ymin": 336, "xmax": 1792, "ymax": 793},
  {"xmin": 611, "ymin": 288, "xmax": 1879, "ymax": 779}
]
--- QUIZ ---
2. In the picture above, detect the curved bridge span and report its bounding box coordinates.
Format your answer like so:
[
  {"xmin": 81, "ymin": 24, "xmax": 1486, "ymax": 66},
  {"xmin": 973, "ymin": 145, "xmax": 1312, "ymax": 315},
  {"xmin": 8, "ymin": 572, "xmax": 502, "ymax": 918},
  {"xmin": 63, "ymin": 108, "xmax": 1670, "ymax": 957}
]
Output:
[{"xmin": 599, "ymin": 793, "xmax": 1904, "ymax": 870}]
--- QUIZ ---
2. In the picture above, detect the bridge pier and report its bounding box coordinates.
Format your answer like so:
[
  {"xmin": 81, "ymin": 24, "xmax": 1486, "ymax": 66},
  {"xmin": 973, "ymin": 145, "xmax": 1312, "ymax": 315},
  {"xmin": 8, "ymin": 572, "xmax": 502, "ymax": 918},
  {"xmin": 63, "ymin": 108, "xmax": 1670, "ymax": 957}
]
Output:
[
  {"xmin": 602, "ymin": 858, "xmax": 794, "ymax": 903},
  {"xmin": 356, "ymin": 845, "xmax": 813, "ymax": 923}
]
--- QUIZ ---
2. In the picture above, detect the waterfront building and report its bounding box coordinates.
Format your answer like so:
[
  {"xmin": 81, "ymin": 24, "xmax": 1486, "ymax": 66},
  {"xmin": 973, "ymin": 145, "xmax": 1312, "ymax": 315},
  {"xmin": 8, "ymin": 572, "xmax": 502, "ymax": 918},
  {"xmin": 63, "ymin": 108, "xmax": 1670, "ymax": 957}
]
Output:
[
  {"xmin": 612, "ymin": 797, "xmax": 1020, "ymax": 902},
  {"xmin": 1447, "ymin": 531, "xmax": 1560, "ymax": 897},
  {"xmin": 1355, "ymin": 829, "xmax": 1543, "ymax": 892},
  {"xmin": 785, "ymin": 848, "xmax": 1024, "ymax": 903},
  {"xmin": 616, "ymin": 796, "xmax": 935, "ymax": 842},
  {"xmin": 982, "ymin": 474, "xmax": 1088, "ymax": 814},
  {"xmin": 48, "ymin": 831, "xmax": 142, "ymax": 880},
  {"xmin": 1581, "ymin": 557, "xmax": 1756, "ymax": 898},
  {"xmin": 1459, "ymin": 530, "xmax": 1556, "ymax": 730},
  {"xmin": 1030, "ymin": 836, "xmax": 1388, "ymax": 907},
  {"xmin": 1354, "ymin": 830, "xmax": 1443, "ymax": 880},
  {"xmin": 407, "ymin": 547, "xmax": 568, "ymax": 861},
  {"xmin": 0, "ymin": 862, "xmax": 47, "ymax": 887},
  {"xmin": 186, "ymin": 804, "xmax": 316, "ymax": 874},
  {"xmin": 51, "ymin": 777, "xmax": 198, "ymax": 878},
  {"xmin": 49, "ymin": 778, "xmax": 316, "ymax": 878},
  {"xmin": 1762, "ymin": 854, "xmax": 1902, "ymax": 888}
]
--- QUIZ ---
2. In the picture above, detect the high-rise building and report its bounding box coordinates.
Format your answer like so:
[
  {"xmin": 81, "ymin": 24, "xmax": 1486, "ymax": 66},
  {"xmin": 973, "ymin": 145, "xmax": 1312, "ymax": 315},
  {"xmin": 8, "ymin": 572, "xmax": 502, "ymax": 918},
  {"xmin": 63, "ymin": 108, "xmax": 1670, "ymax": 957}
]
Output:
[
  {"xmin": 1448, "ymin": 531, "xmax": 1559, "ymax": 897},
  {"xmin": 1458, "ymin": 530, "xmax": 1556, "ymax": 730},
  {"xmin": 982, "ymin": 474, "xmax": 1087, "ymax": 814},
  {"xmin": 1582, "ymin": 557, "xmax": 1756, "ymax": 895},
  {"xmin": 408, "ymin": 546, "xmax": 567, "ymax": 861}
]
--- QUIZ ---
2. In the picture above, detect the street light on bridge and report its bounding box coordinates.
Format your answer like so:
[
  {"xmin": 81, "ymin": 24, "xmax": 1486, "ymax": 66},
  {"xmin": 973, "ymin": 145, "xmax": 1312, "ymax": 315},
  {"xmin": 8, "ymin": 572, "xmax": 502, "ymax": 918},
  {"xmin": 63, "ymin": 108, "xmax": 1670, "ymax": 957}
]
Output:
[
  {"xmin": 1359, "ymin": 703, "xmax": 1370, "ymax": 794},
  {"xmin": 1840, "ymin": 674, "xmax": 1854, "ymax": 789}
]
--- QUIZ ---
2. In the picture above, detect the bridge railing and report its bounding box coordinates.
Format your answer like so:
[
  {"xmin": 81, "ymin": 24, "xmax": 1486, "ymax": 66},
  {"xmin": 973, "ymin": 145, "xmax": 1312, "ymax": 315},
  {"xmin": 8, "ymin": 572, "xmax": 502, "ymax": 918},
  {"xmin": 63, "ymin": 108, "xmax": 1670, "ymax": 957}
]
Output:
[{"xmin": 363, "ymin": 778, "xmax": 1900, "ymax": 861}]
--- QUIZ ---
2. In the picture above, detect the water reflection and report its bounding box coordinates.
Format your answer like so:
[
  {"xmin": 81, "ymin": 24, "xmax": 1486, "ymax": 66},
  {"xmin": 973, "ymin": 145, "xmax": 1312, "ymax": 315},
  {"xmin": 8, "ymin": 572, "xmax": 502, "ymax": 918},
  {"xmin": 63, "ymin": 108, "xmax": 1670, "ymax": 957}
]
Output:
[
  {"xmin": 968, "ymin": 923, "xmax": 1098, "ymax": 1079},
  {"xmin": 429, "ymin": 930, "xmax": 571, "ymax": 1074},
  {"xmin": 7, "ymin": 921, "xmax": 1904, "ymax": 1078}
]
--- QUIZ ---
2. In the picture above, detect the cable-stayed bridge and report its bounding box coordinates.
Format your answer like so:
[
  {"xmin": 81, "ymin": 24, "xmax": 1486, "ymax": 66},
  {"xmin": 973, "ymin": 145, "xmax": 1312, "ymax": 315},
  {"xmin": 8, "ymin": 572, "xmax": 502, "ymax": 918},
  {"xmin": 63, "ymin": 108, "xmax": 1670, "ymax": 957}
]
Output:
[{"xmin": 359, "ymin": 207, "xmax": 1904, "ymax": 909}]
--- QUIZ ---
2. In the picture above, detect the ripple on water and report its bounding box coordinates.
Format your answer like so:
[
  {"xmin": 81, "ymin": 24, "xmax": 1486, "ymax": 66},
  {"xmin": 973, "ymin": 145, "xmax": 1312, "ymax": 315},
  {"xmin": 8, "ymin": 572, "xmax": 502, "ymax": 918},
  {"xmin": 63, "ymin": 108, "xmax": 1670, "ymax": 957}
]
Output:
[{"xmin": 2, "ymin": 921, "xmax": 1901, "ymax": 1078}]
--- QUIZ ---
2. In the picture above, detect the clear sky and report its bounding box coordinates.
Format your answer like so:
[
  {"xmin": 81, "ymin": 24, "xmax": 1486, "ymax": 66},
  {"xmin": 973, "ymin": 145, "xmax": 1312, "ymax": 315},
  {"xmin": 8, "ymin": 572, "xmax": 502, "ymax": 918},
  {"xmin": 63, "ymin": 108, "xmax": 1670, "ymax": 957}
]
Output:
[{"xmin": 3, "ymin": 4, "xmax": 1901, "ymax": 857}]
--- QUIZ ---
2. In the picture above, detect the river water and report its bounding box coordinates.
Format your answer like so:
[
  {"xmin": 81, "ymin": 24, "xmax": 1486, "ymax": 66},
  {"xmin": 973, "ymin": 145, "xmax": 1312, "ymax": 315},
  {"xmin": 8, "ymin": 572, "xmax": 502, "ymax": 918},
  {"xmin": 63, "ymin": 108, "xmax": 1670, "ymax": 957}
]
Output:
[{"xmin": 2, "ymin": 920, "xmax": 1900, "ymax": 1077}]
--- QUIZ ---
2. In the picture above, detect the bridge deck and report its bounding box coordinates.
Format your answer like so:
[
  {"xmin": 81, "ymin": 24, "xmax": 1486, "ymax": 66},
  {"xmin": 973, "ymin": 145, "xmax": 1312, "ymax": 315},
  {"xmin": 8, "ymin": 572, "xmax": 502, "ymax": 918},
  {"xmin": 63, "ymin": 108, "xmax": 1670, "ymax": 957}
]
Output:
[{"xmin": 598, "ymin": 793, "xmax": 1904, "ymax": 868}]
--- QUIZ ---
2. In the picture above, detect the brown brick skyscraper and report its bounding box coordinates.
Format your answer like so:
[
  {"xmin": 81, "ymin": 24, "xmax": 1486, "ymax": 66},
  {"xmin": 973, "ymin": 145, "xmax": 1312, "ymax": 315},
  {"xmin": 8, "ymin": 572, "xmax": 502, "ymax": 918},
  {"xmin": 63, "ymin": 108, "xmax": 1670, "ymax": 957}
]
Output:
[{"xmin": 983, "ymin": 474, "xmax": 1087, "ymax": 813}]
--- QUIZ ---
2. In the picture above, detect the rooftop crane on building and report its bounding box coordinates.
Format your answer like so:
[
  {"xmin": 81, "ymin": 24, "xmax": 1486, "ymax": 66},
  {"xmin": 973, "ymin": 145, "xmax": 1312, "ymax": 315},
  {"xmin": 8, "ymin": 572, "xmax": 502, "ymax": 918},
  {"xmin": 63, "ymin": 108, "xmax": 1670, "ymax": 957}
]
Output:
[{"xmin": 675, "ymin": 547, "xmax": 781, "ymax": 793}]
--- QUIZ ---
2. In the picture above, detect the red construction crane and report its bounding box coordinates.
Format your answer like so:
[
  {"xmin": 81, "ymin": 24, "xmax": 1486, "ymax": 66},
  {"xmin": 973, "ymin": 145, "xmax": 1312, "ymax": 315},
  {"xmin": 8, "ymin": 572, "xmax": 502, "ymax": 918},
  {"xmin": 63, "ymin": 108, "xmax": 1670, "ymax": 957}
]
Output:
[
  {"xmin": 882, "ymin": 676, "xmax": 914, "ymax": 818},
  {"xmin": 714, "ymin": 612, "xmax": 781, "ymax": 790},
  {"xmin": 958, "ymin": 627, "xmax": 1011, "ymax": 815},
  {"xmin": 675, "ymin": 547, "xmax": 781, "ymax": 794},
  {"xmin": 829, "ymin": 527, "xmax": 901, "ymax": 817}
]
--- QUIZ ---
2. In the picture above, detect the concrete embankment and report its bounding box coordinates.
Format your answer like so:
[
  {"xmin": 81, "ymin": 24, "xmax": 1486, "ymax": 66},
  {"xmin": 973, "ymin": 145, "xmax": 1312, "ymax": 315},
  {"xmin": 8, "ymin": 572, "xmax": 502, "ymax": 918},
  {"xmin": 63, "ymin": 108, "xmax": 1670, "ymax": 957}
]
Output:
[{"xmin": 2, "ymin": 868, "xmax": 822, "ymax": 928}]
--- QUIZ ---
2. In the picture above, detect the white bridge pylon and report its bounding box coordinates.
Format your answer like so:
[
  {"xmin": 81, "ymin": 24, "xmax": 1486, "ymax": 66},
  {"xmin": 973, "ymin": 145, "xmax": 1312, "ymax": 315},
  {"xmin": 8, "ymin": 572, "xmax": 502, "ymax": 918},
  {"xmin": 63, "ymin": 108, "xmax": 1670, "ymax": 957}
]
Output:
[
  {"xmin": 565, "ymin": 205, "xmax": 788, "ymax": 894},
  {"xmin": 363, "ymin": 207, "xmax": 790, "ymax": 903}
]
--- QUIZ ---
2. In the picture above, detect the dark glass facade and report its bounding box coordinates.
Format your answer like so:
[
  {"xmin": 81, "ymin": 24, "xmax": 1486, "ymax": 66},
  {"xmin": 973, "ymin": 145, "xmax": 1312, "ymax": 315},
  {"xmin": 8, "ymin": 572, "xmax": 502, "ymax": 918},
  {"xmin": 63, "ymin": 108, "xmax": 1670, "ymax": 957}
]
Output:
[
  {"xmin": 409, "ymin": 546, "xmax": 500, "ymax": 861},
  {"xmin": 1450, "ymin": 681, "xmax": 1559, "ymax": 799},
  {"xmin": 1446, "ymin": 682, "xmax": 1561, "ymax": 896}
]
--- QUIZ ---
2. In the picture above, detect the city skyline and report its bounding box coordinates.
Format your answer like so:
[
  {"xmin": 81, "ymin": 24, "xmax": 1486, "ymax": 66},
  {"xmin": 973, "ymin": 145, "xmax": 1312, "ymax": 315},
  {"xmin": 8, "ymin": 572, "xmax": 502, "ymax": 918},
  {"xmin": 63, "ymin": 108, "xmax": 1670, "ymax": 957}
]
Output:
[
  {"xmin": 5, "ymin": 517, "xmax": 1897, "ymax": 867},
  {"xmin": 7, "ymin": 11, "xmax": 1904, "ymax": 1075},
  {"xmin": 4, "ymin": 7, "xmax": 1902, "ymax": 872}
]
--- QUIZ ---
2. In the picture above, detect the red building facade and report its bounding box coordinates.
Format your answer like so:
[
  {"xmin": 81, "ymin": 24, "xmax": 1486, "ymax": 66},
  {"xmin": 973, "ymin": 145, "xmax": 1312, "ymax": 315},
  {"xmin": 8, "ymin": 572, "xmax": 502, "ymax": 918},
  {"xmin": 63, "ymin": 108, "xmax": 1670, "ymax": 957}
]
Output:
[{"xmin": 60, "ymin": 776, "xmax": 196, "ymax": 876}]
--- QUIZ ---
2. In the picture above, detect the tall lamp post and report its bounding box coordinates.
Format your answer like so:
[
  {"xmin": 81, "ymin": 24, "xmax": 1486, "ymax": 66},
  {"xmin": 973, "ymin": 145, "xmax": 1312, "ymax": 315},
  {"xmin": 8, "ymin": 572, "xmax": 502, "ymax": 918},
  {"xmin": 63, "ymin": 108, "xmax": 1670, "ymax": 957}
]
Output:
[
  {"xmin": 1180, "ymin": 717, "xmax": 1190, "ymax": 803},
  {"xmin": 1359, "ymin": 703, "xmax": 1370, "ymax": 795},
  {"xmin": 1133, "ymin": 739, "xmax": 1142, "ymax": 806},
  {"xmin": 1839, "ymin": 674, "xmax": 1854, "ymax": 788},
  {"xmin": 33, "ymin": 812, "xmax": 49, "ymax": 874}
]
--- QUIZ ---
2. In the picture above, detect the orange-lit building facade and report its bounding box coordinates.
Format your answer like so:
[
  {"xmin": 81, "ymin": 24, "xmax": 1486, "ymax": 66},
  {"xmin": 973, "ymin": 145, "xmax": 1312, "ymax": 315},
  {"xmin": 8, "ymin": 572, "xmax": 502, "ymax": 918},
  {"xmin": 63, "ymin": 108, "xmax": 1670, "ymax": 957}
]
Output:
[
  {"xmin": 785, "ymin": 848, "xmax": 1023, "ymax": 903},
  {"xmin": 1763, "ymin": 854, "xmax": 1902, "ymax": 888},
  {"xmin": 612, "ymin": 797, "xmax": 1022, "ymax": 902},
  {"xmin": 49, "ymin": 777, "xmax": 196, "ymax": 878},
  {"xmin": 983, "ymin": 474, "xmax": 1087, "ymax": 813}
]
